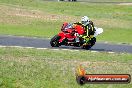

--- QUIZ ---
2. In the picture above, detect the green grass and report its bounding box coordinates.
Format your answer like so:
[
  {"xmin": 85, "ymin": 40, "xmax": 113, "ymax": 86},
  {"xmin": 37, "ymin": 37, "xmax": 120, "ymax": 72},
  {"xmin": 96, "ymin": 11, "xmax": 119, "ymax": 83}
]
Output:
[
  {"xmin": 0, "ymin": 21, "xmax": 61, "ymax": 38},
  {"xmin": 0, "ymin": 47, "xmax": 132, "ymax": 88},
  {"xmin": 0, "ymin": 0, "xmax": 132, "ymax": 43},
  {"xmin": 78, "ymin": 0, "xmax": 132, "ymax": 2}
]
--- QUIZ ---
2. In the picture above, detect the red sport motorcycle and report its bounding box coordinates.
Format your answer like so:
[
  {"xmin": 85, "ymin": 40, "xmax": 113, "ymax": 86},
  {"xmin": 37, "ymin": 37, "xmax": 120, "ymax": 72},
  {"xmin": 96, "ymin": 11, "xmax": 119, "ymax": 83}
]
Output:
[{"xmin": 50, "ymin": 22, "xmax": 103, "ymax": 49}]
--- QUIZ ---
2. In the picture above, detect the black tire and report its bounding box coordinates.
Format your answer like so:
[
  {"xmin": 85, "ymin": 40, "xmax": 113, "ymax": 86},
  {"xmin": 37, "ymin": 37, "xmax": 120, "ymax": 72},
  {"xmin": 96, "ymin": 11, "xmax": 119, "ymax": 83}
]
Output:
[
  {"xmin": 90, "ymin": 37, "xmax": 96, "ymax": 47},
  {"xmin": 73, "ymin": 0, "xmax": 77, "ymax": 1},
  {"xmin": 82, "ymin": 44, "xmax": 92, "ymax": 50},
  {"xmin": 82, "ymin": 37, "xmax": 96, "ymax": 50},
  {"xmin": 50, "ymin": 35, "xmax": 61, "ymax": 47},
  {"xmin": 86, "ymin": 45, "xmax": 92, "ymax": 50}
]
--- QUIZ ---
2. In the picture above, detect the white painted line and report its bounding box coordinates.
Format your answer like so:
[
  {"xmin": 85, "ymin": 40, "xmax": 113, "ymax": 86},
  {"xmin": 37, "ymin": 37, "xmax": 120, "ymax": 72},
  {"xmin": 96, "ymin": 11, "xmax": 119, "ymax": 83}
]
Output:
[
  {"xmin": 0, "ymin": 45, "xmax": 7, "ymax": 47},
  {"xmin": 61, "ymin": 49, "xmax": 69, "ymax": 51},
  {"xmin": 104, "ymin": 41, "xmax": 108, "ymax": 44},
  {"xmin": 36, "ymin": 48, "xmax": 48, "ymax": 50},
  {"xmin": 74, "ymin": 50, "xmax": 79, "ymax": 51},
  {"xmin": 10, "ymin": 46, "xmax": 24, "ymax": 48},
  {"xmin": 23, "ymin": 47, "xmax": 34, "ymax": 49},
  {"xmin": 0, "ymin": 45, "xmax": 122, "ymax": 54},
  {"xmin": 108, "ymin": 52, "xmax": 115, "ymax": 54},
  {"xmin": 52, "ymin": 49, "xmax": 59, "ymax": 51},
  {"xmin": 91, "ymin": 51, "xmax": 98, "ymax": 53}
]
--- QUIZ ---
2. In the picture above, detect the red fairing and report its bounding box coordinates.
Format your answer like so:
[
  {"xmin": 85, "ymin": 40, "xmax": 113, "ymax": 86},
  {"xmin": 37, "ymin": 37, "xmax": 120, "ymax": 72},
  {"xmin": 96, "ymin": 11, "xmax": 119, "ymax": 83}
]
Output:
[
  {"xmin": 58, "ymin": 32, "xmax": 65, "ymax": 42},
  {"xmin": 74, "ymin": 25, "xmax": 85, "ymax": 35},
  {"xmin": 58, "ymin": 32, "xmax": 76, "ymax": 42},
  {"xmin": 58, "ymin": 22, "xmax": 84, "ymax": 43}
]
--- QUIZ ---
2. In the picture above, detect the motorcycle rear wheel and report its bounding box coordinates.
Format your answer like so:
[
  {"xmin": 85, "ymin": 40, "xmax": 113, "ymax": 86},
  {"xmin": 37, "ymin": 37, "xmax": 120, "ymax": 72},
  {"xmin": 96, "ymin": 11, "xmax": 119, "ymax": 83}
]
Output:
[
  {"xmin": 82, "ymin": 37, "xmax": 96, "ymax": 50},
  {"xmin": 82, "ymin": 44, "xmax": 92, "ymax": 50}
]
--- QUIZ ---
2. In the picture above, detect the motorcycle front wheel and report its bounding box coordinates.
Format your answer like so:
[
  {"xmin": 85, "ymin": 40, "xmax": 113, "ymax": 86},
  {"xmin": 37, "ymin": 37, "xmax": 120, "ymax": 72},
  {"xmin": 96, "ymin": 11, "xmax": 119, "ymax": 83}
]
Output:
[{"xmin": 50, "ymin": 35, "xmax": 61, "ymax": 47}]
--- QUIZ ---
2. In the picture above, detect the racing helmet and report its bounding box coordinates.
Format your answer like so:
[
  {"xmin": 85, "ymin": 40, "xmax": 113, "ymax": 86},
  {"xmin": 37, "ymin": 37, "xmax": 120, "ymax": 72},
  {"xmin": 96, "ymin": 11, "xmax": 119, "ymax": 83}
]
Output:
[{"xmin": 81, "ymin": 16, "xmax": 90, "ymax": 26}]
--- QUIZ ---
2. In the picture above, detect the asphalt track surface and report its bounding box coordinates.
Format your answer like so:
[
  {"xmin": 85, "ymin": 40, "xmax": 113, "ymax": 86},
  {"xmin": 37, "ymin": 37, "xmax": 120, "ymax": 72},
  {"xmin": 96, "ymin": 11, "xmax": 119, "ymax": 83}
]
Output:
[{"xmin": 0, "ymin": 35, "xmax": 132, "ymax": 53}]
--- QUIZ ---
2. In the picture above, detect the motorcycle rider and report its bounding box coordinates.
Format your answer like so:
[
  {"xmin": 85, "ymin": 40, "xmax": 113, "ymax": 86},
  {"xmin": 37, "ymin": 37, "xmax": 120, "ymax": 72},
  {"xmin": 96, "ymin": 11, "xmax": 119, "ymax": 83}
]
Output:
[{"xmin": 73, "ymin": 16, "xmax": 95, "ymax": 45}]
